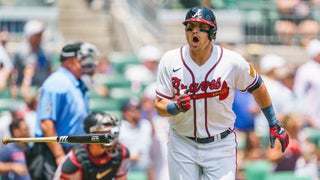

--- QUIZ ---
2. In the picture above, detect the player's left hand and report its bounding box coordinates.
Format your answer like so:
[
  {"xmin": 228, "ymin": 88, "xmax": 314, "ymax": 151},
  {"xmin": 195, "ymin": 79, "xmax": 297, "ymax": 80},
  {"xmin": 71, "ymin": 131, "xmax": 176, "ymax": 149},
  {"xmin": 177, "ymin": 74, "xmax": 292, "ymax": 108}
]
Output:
[{"xmin": 269, "ymin": 124, "xmax": 289, "ymax": 153}]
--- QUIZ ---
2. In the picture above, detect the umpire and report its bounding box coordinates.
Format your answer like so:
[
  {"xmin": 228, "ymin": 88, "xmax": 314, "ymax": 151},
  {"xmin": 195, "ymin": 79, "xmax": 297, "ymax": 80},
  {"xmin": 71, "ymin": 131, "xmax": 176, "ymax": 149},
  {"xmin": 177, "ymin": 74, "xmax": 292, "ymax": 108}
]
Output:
[{"xmin": 28, "ymin": 42, "xmax": 99, "ymax": 180}]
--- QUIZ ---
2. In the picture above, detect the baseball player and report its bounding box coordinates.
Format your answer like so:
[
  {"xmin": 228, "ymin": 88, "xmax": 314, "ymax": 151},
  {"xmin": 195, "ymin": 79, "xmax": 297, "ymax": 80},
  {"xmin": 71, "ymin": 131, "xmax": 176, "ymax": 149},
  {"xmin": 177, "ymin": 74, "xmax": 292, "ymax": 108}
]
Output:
[
  {"xmin": 154, "ymin": 6, "xmax": 289, "ymax": 180},
  {"xmin": 54, "ymin": 111, "xmax": 130, "ymax": 180}
]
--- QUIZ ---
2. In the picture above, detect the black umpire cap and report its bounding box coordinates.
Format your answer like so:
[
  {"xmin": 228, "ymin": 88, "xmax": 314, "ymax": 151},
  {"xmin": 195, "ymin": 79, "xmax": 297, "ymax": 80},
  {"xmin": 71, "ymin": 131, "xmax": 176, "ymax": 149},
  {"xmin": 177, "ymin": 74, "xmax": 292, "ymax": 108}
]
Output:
[{"xmin": 60, "ymin": 42, "xmax": 82, "ymax": 62}]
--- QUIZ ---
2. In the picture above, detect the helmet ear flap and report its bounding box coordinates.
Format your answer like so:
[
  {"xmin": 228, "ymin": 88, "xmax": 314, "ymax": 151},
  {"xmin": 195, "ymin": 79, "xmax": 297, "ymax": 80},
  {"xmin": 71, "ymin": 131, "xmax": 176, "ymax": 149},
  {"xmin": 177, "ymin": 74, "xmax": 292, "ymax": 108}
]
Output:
[{"xmin": 209, "ymin": 27, "xmax": 217, "ymax": 41}]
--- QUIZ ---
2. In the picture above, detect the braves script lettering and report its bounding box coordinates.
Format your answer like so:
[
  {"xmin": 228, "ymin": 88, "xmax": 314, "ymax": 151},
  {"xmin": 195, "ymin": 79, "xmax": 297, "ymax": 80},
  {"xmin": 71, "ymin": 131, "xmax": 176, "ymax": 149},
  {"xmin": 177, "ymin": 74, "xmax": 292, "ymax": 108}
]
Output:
[{"xmin": 172, "ymin": 77, "xmax": 229, "ymax": 100}]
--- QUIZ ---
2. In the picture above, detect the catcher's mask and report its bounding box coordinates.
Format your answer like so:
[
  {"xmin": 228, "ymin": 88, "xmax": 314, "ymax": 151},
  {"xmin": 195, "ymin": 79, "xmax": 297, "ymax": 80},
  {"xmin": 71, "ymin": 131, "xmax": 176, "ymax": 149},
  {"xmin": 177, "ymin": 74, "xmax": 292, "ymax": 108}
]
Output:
[
  {"xmin": 183, "ymin": 6, "xmax": 217, "ymax": 41},
  {"xmin": 60, "ymin": 42, "xmax": 99, "ymax": 75},
  {"xmin": 83, "ymin": 111, "xmax": 120, "ymax": 149}
]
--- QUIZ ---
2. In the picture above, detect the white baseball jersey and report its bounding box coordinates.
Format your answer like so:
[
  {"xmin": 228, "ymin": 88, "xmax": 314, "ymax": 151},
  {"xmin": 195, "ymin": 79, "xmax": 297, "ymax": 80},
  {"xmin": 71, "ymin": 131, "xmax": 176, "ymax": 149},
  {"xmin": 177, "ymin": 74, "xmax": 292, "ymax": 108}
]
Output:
[{"xmin": 156, "ymin": 44, "xmax": 259, "ymax": 138}]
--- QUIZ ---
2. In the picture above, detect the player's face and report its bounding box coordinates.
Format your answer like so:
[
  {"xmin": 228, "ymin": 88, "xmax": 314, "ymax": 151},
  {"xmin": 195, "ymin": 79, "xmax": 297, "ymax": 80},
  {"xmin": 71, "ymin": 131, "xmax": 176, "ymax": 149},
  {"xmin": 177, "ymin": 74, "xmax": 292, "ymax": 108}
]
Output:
[
  {"xmin": 89, "ymin": 144, "xmax": 108, "ymax": 157},
  {"xmin": 89, "ymin": 130, "xmax": 113, "ymax": 156},
  {"xmin": 185, "ymin": 21, "xmax": 211, "ymax": 50}
]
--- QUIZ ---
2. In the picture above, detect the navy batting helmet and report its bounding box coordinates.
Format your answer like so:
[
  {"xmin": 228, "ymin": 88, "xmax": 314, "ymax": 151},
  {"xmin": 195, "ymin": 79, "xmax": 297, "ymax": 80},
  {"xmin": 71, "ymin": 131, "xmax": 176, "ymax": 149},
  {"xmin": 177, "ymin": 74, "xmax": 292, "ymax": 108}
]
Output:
[
  {"xmin": 83, "ymin": 111, "xmax": 120, "ymax": 147},
  {"xmin": 183, "ymin": 6, "xmax": 217, "ymax": 41}
]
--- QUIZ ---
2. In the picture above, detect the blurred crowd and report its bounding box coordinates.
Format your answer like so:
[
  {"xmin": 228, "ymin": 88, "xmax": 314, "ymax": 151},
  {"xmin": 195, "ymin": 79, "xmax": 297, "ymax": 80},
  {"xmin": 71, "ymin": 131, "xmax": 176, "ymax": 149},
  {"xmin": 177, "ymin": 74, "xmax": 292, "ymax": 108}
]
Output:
[
  {"xmin": 229, "ymin": 38, "xmax": 320, "ymax": 180},
  {"xmin": 0, "ymin": 1, "xmax": 320, "ymax": 179}
]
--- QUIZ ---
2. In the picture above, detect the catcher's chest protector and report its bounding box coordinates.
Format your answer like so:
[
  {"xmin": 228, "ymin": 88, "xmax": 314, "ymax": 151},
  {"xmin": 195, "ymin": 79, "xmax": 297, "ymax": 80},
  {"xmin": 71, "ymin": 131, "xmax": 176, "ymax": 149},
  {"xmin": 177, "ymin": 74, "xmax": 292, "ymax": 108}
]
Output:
[{"xmin": 74, "ymin": 144, "xmax": 122, "ymax": 180}]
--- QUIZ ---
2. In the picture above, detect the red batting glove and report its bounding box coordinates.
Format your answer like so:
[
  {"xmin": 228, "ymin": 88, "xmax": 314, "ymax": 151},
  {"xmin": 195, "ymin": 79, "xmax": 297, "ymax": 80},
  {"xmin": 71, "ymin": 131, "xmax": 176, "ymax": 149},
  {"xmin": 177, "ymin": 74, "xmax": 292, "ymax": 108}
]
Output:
[
  {"xmin": 176, "ymin": 94, "xmax": 191, "ymax": 112},
  {"xmin": 269, "ymin": 124, "xmax": 289, "ymax": 153}
]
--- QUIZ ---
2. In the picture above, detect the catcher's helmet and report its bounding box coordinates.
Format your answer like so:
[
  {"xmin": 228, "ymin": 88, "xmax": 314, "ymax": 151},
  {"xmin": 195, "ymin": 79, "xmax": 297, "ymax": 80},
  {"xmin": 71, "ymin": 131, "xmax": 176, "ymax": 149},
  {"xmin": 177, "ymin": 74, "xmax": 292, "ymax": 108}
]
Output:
[
  {"xmin": 83, "ymin": 111, "xmax": 120, "ymax": 147},
  {"xmin": 60, "ymin": 42, "xmax": 99, "ymax": 75},
  {"xmin": 183, "ymin": 6, "xmax": 217, "ymax": 41}
]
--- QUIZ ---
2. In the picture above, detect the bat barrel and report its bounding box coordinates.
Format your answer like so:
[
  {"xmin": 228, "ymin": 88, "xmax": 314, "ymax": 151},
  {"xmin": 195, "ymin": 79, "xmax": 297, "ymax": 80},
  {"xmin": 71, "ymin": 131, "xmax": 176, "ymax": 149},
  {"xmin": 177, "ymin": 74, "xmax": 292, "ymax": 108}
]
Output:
[
  {"xmin": 2, "ymin": 137, "xmax": 58, "ymax": 145},
  {"xmin": 58, "ymin": 134, "xmax": 112, "ymax": 144}
]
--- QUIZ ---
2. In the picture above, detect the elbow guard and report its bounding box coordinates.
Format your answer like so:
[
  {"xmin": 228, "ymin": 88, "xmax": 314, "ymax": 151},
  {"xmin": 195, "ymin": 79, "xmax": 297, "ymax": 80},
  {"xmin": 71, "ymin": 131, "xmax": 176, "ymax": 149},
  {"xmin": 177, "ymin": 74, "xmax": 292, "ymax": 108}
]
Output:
[{"xmin": 248, "ymin": 75, "xmax": 263, "ymax": 93}]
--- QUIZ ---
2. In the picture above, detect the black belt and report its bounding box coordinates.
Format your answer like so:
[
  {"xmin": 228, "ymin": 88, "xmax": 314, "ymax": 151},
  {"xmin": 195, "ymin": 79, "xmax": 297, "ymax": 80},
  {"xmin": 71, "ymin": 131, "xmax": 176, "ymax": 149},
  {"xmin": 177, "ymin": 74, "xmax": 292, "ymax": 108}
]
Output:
[{"xmin": 186, "ymin": 129, "xmax": 232, "ymax": 144}]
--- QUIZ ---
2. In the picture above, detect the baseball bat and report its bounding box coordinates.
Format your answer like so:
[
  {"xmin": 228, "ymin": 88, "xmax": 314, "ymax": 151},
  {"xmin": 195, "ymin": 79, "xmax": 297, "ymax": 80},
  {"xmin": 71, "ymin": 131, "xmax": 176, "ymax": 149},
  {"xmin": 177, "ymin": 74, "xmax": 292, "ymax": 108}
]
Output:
[{"xmin": 2, "ymin": 134, "xmax": 111, "ymax": 145}]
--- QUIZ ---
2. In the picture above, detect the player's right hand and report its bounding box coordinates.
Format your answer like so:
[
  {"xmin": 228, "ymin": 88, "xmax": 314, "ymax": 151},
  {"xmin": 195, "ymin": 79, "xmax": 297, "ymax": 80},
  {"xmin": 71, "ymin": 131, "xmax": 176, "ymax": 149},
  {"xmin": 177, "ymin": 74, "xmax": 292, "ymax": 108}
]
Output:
[{"xmin": 176, "ymin": 94, "xmax": 191, "ymax": 112}]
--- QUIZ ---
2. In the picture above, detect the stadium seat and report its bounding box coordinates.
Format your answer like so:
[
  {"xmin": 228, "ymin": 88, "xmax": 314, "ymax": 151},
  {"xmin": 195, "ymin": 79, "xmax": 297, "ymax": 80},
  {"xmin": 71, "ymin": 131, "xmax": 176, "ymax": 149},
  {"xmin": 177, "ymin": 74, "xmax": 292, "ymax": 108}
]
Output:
[
  {"xmin": 109, "ymin": 87, "xmax": 142, "ymax": 105},
  {"xmin": 0, "ymin": 86, "xmax": 11, "ymax": 99},
  {"xmin": 87, "ymin": 88, "xmax": 106, "ymax": 99},
  {"xmin": 244, "ymin": 160, "xmax": 272, "ymax": 180},
  {"xmin": 304, "ymin": 128, "xmax": 320, "ymax": 147},
  {"xmin": 101, "ymin": 74, "xmax": 131, "ymax": 89},
  {"xmin": 127, "ymin": 171, "xmax": 147, "ymax": 180},
  {"xmin": 109, "ymin": 52, "xmax": 140, "ymax": 74},
  {"xmin": 89, "ymin": 98, "xmax": 123, "ymax": 112},
  {"xmin": 0, "ymin": 98, "xmax": 11, "ymax": 112},
  {"xmin": 0, "ymin": 98, "xmax": 22, "ymax": 112},
  {"xmin": 237, "ymin": 0, "xmax": 279, "ymax": 44},
  {"xmin": 93, "ymin": 74, "xmax": 109, "ymax": 85},
  {"xmin": 104, "ymin": 110, "xmax": 123, "ymax": 120},
  {"xmin": 266, "ymin": 171, "xmax": 311, "ymax": 180}
]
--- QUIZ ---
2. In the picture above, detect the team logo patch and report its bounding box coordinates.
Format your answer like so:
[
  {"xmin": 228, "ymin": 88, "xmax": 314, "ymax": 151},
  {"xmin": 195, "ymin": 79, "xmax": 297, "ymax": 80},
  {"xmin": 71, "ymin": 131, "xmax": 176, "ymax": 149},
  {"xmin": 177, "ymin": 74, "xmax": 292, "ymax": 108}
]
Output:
[
  {"xmin": 46, "ymin": 102, "xmax": 52, "ymax": 113},
  {"xmin": 249, "ymin": 64, "xmax": 255, "ymax": 78}
]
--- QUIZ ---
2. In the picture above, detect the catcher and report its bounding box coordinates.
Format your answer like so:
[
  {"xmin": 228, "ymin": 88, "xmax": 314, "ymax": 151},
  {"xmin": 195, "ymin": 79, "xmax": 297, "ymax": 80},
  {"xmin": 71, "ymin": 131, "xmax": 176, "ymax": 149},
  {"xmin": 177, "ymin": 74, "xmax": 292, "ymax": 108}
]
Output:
[{"xmin": 53, "ymin": 111, "xmax": 130, "ymax": 180}]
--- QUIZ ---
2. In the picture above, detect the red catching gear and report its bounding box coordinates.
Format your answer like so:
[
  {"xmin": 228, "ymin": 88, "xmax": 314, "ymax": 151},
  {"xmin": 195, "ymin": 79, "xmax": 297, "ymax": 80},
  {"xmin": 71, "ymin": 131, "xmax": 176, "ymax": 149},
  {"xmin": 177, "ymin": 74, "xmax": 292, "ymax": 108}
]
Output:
[
  {"xmin": 176, "ymin": 94, "xmax": 191, "ymax": 112},
  {"xmin": 269, "ymin": 124, "xmax": 289, "ymax": 153}
]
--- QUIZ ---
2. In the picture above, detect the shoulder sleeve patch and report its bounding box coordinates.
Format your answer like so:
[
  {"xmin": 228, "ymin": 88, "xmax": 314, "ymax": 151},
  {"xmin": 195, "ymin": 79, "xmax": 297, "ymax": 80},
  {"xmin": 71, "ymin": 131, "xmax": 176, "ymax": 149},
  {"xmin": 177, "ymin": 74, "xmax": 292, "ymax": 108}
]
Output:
[{"xmin": 249, "ymin": 63, "xmax": 255, "ymax": 78}]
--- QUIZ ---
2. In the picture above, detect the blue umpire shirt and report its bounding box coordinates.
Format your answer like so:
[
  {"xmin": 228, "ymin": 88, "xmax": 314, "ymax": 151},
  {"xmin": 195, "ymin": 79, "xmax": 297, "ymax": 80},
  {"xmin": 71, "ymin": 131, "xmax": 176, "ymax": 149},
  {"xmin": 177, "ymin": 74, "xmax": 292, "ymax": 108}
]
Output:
[{"xmin": 35, "ymin": 67, "xmax": 89, "ymax": 147}]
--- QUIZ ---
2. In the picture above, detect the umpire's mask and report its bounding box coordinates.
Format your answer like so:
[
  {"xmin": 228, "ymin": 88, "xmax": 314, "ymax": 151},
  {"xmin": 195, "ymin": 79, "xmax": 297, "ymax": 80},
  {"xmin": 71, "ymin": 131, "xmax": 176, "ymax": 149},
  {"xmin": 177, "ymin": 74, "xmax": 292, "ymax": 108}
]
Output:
[{"xmin": 78, "ymin": 42, "xmax": 100, "ymax": 76}]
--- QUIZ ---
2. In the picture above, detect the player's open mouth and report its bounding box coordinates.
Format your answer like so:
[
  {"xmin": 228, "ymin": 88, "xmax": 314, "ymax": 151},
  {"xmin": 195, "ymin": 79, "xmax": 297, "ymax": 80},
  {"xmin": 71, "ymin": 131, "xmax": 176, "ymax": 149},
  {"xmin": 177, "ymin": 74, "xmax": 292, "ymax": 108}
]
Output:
[{"xmin": 193, "ymin": 37, "xmax": 199, "ymax": 42}]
